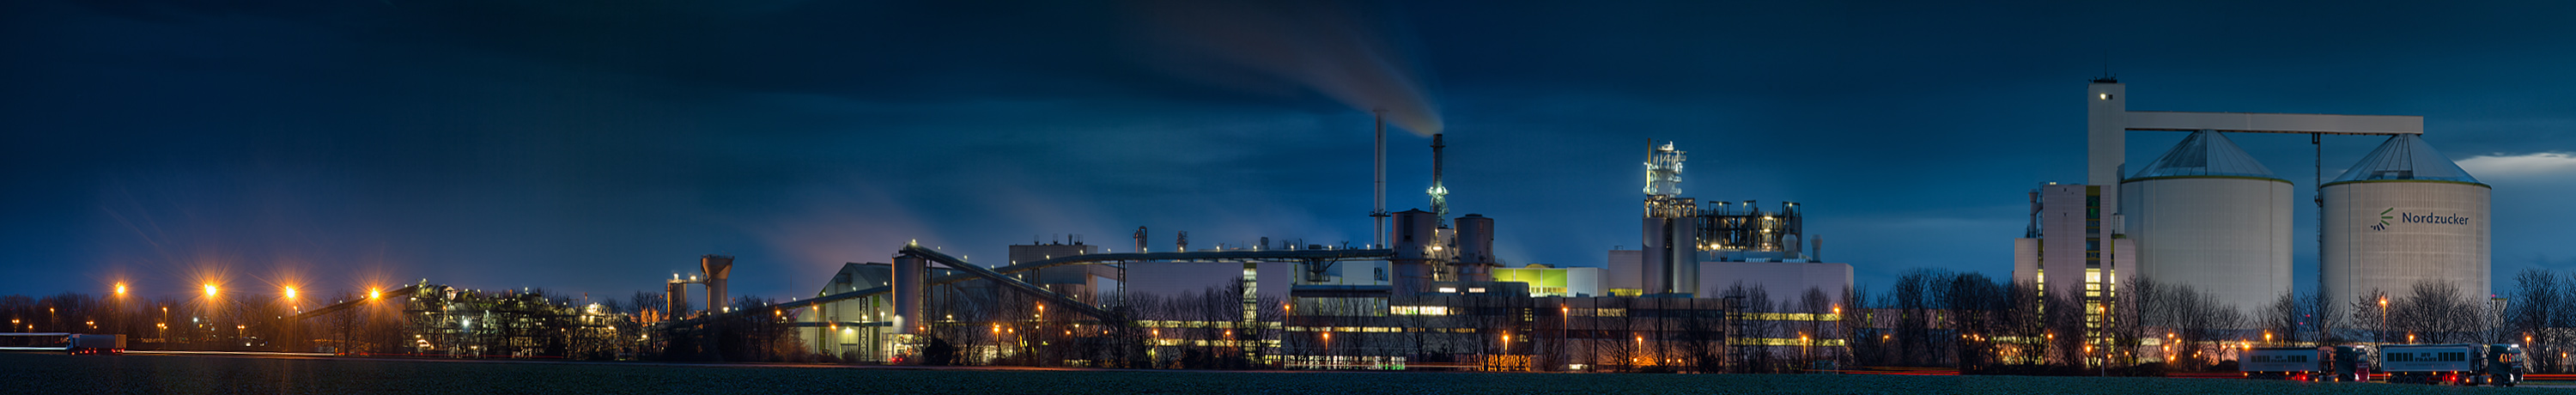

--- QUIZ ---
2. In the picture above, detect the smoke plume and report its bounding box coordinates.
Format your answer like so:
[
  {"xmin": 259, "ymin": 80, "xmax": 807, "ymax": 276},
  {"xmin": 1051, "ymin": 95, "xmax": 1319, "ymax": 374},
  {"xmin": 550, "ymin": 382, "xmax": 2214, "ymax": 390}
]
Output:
[{"xmin": 1129, "ymin": 0, "xmax": 1443, "ymax": 136}]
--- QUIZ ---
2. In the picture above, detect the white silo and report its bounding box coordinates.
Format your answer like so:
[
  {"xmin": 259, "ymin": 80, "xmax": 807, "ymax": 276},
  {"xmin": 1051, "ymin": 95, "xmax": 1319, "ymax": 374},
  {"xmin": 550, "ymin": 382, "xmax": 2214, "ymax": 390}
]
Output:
[
  {"xmin": 2120, "ymin": 130, "xmax": 2293, "ymax": 314},
  {"xmin": 2322, "ymin": 134, "xmax": 2489, "ymax": 307}
]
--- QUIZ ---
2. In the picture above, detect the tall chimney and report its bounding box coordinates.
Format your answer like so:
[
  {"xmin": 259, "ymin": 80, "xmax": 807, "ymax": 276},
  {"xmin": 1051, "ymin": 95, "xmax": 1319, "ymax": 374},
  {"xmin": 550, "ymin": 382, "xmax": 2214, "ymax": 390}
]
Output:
[
  {"xmin": 1429, "ymin": 133, "xmax": 1449, "ymax": 227},
  {"xmin": 1372, "ymin": 110, "xmax": 1388, "ymax": 247}
]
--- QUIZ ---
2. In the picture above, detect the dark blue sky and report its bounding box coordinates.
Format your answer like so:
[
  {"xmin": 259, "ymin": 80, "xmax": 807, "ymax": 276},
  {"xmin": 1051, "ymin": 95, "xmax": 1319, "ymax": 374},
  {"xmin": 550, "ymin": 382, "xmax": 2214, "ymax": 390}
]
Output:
[{"xmin": 6, "ymin": 0, "xmax": 2574, "ymax": 301}]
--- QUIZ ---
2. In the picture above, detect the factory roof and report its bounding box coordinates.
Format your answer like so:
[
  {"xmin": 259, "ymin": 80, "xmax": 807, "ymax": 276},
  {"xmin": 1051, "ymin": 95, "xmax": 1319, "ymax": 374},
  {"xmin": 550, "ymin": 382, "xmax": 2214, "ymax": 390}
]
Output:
[
  {"xmin": 2330, "ymin": 134, "xmax": 2483, "ymax": 185},
  {"xmin": 2128, "ymin": 130, "xmax": 2280, "ymax": 180}
]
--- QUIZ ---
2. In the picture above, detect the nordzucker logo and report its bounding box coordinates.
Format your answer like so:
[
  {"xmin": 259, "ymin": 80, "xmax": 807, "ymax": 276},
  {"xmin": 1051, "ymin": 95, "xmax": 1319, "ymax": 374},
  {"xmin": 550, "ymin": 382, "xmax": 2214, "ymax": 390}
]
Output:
[{"xmin": 2372, "ymin": 208, "xmax": 2471, "ymax": 231}]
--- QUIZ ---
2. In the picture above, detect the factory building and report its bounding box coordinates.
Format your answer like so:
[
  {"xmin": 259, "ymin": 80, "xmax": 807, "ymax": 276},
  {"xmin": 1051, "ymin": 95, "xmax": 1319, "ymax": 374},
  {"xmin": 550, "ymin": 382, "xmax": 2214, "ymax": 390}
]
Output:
[
  {"xmin": 2014, "ymin": 183, "xmax": 2133, "ymax": 304},
  {"xmin": 2322, "ymin": 134, "xmax": 2490, "ymax": 307},
  {"xmin": 2119, "ymin": 130, "xmax": 2293, "ymax": 314},
  {"xmin": 1491, "ymin": 264, "xmax": 1602, "ymax": 297},
  {"xmin": 1615, "ymin": 140, "xmax": 1856, "ymax": 301},
  {"xmin": 799, "ymin": 263, "xmax": 896, "ymax": 362}
]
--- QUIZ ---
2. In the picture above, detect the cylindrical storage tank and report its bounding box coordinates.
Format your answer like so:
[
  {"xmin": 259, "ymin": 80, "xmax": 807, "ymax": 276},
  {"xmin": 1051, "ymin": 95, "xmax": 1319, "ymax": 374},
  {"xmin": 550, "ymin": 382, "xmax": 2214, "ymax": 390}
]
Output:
[
  {"xmin": 891, "ymin": 256, "xmax": 923, "ymax": 334},
  {"xmin": 1641, "ymin": 216, "xmax": 1669, "ymax": 295},
  {"xmin": 1391, "ymin": 209, "xmax": 1437, "ymax": 295},
  {"xmin": 665, "ymin": 280, "xmax": 690, "ymax": 317},
  {"xmin": 2118, "ymin": 131, "xmax": 2293, "ymax": 315},
  {"xmin": 2322, "ymin": 135, "xmax": 2488, "ymax": 308},
  {"xmin": 1664, "ymin": 215, "xmax": 1698, "ymax": 295},
  {"xmin": 1642, "ymin": 197, "xmax": 1697, "ymax": 295},
  {"xmin": 701, "ymin": 254, "xmax": 734, "ymax": 313},
  {"xmin": 1455, "ymin": 214, "xmax": 1495, "ymax": 282}
]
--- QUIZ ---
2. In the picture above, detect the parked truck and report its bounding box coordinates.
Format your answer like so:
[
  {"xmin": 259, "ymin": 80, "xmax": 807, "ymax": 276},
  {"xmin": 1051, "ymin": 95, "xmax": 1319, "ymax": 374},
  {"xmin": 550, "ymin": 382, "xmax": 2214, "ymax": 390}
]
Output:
[
  {"xmin": 69, "ymin": 334, "xmax": 125, "ymax": 355},
  {"xmin": 2379, "ymin": 343, "xmax": 2522, "ymax": 386},
  {"xmin": 2328, "ymin": 345, "xmax": 2374, "ymax": 382},
  {"xmin": 2241, "ymin": 347, "xmax": 2329, "ymax": 380}
]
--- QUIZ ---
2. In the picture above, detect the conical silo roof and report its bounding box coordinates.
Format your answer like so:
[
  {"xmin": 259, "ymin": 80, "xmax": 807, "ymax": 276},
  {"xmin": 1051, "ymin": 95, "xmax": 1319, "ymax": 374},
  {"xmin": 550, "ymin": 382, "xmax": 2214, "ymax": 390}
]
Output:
[
  {"xmin": 2328, "ymin": 134, "xmax": 2482, "ymax": 185},
  {"xmin": 2128, "ymin": 130, "xmax": 2280, "ymax": 180}
]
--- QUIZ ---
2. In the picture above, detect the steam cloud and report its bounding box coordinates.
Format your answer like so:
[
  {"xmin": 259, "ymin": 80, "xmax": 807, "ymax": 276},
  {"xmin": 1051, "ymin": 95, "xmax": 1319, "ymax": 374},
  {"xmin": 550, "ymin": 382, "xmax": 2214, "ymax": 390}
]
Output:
[{"xmin": 1130, "ymin": 0, "xmax": 1444, "ymax": 136}]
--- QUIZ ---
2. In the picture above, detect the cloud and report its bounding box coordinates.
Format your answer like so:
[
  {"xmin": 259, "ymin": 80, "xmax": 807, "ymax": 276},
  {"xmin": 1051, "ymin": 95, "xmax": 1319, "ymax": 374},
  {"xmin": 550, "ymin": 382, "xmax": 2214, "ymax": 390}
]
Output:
[{"xmin": 2458, "ymin": 152, "xmax": 2576, "ymax": 179}]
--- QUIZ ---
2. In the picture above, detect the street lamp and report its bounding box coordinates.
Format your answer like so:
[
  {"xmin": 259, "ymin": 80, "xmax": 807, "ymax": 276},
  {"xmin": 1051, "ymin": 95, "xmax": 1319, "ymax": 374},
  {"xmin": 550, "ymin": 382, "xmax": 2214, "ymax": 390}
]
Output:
[{"xmin": 2379, "ymin": 296, "xmax": 2390, "ymax": 343}]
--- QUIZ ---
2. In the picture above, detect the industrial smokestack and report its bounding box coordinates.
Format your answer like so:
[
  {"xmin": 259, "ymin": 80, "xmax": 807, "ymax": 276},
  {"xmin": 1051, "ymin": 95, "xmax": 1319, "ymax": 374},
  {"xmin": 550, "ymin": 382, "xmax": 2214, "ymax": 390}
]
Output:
[
  {"xmin": 1372, "ymin": 110, "xmax": 1388, "ymax": 247},
  {"xmin": 1429, "ymin": 133, "xmax": 1448, "ymax": 228}
]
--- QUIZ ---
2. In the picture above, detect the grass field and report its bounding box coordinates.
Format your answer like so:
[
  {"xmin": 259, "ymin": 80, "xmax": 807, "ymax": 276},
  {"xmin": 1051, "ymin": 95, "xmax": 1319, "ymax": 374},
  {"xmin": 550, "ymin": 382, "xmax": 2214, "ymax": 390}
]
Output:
[{"xmin": 3, "ymin": 352, "xmax": 2562, "ymax": 394}]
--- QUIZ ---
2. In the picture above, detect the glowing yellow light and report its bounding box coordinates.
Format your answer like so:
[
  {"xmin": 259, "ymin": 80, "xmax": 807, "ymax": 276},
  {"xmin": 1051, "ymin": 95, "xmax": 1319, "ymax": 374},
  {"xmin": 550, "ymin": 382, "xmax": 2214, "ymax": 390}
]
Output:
[
  {"xmin": 369, "ymin": 289, "xmax": 381, "ymax": 300},
  {"xmin": 204, "ymin": 284, "xmax": 219, "ymax": 297},
  {"xmin": 115, "ymin": 283, "xmax": 127, "ymax": 296},
  {"xmin": 283, "ymin": 286, "xmax": 298, "ymax": 300}
]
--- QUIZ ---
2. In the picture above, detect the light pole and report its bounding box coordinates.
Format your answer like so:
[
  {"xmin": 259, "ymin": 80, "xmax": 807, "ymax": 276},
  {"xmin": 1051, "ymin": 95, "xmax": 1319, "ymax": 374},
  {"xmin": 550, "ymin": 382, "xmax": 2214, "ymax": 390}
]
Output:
[{"xmin": 2379, "ymin": 296, "xmax": 2389, "ymax": 344}]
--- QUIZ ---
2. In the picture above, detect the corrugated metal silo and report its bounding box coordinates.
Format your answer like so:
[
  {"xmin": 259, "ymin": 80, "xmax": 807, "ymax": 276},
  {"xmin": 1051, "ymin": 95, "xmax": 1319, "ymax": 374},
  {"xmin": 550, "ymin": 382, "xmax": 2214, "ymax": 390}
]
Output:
[
  {"xmin": 2322, "ymin": 134, "xmax": 2489, "ymax": 307},
  {"xmin": 2120, "ymin": 130, "xmax": 2293, "ymax": 314}
]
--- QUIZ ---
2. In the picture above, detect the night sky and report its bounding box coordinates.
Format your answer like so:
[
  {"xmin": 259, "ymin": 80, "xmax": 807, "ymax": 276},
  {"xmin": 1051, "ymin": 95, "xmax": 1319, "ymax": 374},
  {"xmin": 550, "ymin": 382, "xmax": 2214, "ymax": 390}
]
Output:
[{"xmin": 7, "ymin": 1, "xmax": 2575, "ymax": 302}]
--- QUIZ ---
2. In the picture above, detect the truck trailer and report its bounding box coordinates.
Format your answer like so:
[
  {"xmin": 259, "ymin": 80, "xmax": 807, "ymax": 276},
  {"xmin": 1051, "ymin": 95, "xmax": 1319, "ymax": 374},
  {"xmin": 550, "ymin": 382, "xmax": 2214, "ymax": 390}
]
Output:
[
  {"xmin": 2240, "ymin": 347, "xmax": 2328, "ymax": 380},
  {"xmin": 2379, "ymin": 343, "xmax": 2522, "ymax": 386}
]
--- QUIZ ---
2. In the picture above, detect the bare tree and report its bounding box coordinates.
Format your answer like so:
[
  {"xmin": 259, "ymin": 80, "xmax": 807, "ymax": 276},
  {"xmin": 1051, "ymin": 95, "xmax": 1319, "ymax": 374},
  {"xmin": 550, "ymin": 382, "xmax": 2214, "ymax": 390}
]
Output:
[
  {"xmin": 2260, "ymin": 292, "xmax": 2300, "ymax": 347},
  {"xmin": 2512, "ymin": 269, "xmax": 2559, "ymax": 372}
]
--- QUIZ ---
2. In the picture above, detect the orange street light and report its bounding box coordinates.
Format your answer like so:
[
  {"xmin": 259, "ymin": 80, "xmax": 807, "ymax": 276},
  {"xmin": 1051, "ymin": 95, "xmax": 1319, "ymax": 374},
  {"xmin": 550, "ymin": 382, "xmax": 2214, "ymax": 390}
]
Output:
[
  {"xmin": 369, "ymin": 288, "xmax": 381, "ymax": 300},
  {"xmin": 204, "ymin": 284, "xmax": 220, "ymax": 297},
  {"xmin": 283, "ymin": 286, "xmax": 298, "ymax": 300},
  {"xmin": 115, "ymin": 283, "xmax": 127, "ymax": 296}
]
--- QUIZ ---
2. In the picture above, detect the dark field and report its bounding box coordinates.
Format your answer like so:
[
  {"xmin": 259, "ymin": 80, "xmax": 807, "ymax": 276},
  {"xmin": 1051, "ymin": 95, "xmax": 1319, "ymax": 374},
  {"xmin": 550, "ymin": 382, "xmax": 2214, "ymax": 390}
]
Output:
[{"xmin": 3, "ymin": 353, "xmax": 2562, "ymax": 394}]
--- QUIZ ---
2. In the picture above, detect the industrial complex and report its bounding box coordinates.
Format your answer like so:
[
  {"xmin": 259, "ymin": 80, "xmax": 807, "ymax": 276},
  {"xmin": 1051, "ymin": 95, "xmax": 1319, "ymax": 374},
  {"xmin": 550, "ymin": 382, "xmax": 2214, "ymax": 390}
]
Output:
[
  {"xmin": 617, "ymin": 109, "xmax": 1867, "ymax": 370},
  {"xmin": 628, "ymin": 79, "xmax": 2501, "ymax": 371},
  {"xmin": 80, "ymin": 79, "xmax": 2506, "ymax": 374}
]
